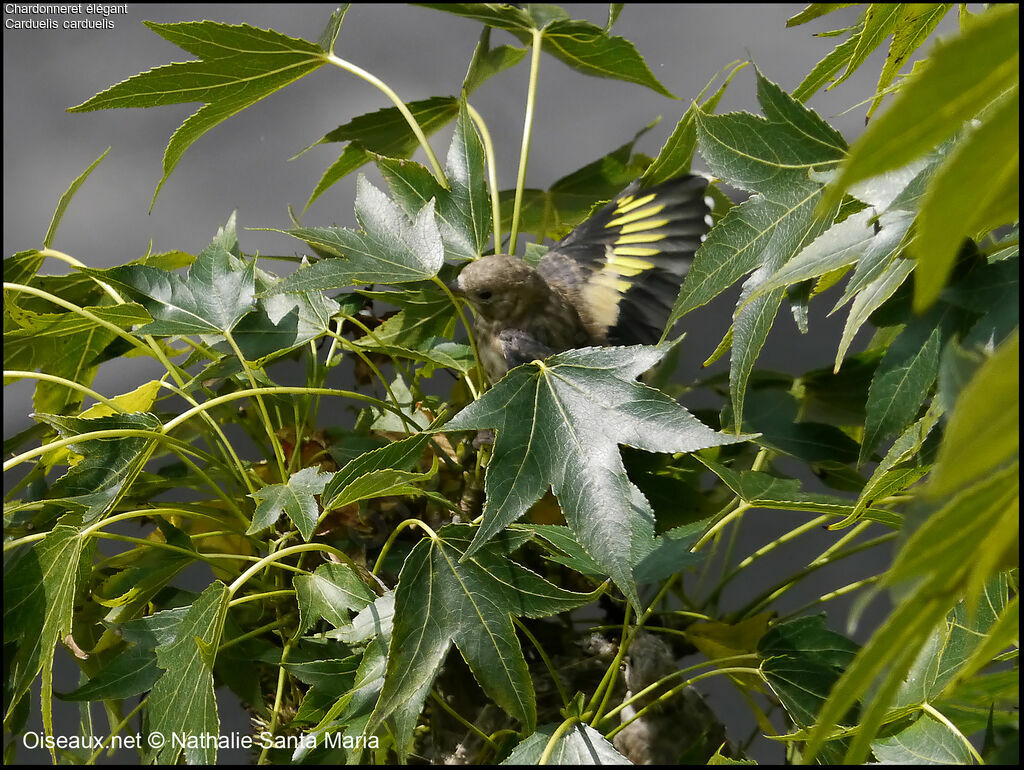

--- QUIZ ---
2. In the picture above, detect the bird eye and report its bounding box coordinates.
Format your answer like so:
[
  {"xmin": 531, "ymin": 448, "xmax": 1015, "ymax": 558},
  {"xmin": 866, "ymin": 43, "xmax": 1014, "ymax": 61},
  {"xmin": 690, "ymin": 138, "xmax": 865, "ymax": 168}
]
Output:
[{"xmin": 477, "ymin": 290, "xmax": 493, "ymax": 301}]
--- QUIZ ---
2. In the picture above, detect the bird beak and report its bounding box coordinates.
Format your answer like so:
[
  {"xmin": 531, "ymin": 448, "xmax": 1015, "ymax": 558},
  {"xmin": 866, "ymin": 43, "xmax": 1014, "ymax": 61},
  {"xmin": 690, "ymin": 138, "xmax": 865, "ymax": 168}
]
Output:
[{"xmin": 446, "ymin": 276, "xmax": 464, "ymax": 297}]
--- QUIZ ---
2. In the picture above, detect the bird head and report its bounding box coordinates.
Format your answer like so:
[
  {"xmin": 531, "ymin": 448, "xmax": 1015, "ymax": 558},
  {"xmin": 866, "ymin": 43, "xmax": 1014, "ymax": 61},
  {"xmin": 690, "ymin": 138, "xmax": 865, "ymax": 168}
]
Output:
[{"xmin": 449, "ymin": 254, "xmax": 548, "ymax": 322}]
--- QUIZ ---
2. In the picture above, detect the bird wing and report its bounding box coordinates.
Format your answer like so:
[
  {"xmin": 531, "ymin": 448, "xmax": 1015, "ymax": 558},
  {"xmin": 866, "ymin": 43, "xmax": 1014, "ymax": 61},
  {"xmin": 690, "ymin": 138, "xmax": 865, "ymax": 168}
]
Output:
[{"xmin": 537, "ymin": 175, "xmax": 711, "ymax": 345}]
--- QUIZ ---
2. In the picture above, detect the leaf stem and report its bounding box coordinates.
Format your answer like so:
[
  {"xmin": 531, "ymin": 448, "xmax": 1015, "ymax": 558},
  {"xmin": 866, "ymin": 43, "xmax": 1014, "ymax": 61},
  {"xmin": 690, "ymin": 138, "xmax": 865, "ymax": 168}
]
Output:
[
  {"xmin": 372, "ymin": 517, "xmax": 438, "ymax": 574},
  {"xmin": 433, "ymin": 276, "xmax": 482, "ymax": 398},
  {"xmin": 429, "ymin": 691, "xmax": 499, "ymax": 751},
  {"xmin": 227, "ymin": 542, "xmax": 366, "ymax": 598},
  {"xmin": 465, "ymin": 102, "xmax": 502, "ymax": 254},
  {"xmin": 223, "ymin": 330, "xmax": 288, "ymax": 480},
  {"xmin": 513, "ymin": 617, "xmax": 569, "ymax": 708},
  {"xmin": 3, "ymin": 370, "xmax": 125, "ymax": 413},
  {"xmin": 509, "ymin": 28, "xmax": 544, "ymax": 254},
  {"xmin": 325, "ymin": 53, "xmax": 446, "ymax": 185},
  {"xmin": 538, "ymin": 716, "xmax": 579, "ymax": 765},
  {"xmin": 258, "ymin": 638, "xmax": 294, "ymax": 765}
]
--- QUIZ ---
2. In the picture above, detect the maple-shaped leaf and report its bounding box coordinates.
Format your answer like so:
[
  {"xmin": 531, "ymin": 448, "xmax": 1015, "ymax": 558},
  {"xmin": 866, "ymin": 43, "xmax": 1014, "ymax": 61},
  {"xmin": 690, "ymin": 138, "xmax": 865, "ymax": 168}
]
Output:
[
  {"xmin": 67, "ymin": 20, "xmax": 331, "ymax": 208},
  {"xmin": 367, "ymin": 525, "xmax": 593, "ymax": 735},
  {"xmin": 443, "ymin": 345, "xmax": 750, "ymax": 605},
  {"xmin": 672, "ymin": 68, "xmax": 848, "ymax": 430},
  {"xmin": 265, "ymin": 176, "xmax": 444, "ymax": 294},
  {"xmin": 82, "ymin": 230, "xmax": 256, "ymax": 337},
  {"xmin": 376, "ymin": 100, "xmax": 491, "ymax": 261},
  {"xmin": 293, "ymin": 563, "xmax": 376, "ymax": 635},
  {"xmin": 247, "ymin": 466, "xmax": 334, "ymax": 542}
]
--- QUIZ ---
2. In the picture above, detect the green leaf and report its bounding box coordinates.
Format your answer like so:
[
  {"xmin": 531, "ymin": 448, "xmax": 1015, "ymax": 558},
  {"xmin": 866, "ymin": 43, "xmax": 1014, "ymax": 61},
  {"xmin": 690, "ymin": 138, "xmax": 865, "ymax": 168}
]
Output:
[
  {"xmin": 642, "ymin": 60, "xmax": 748, "ymax": 186},
  {"xmin": 43, "ymin": 147, "xmax": 110, "ymax": 248},
  {"xmin": 831, "ymin": 3, "xmax": 904, "ymax": 90},
  {"xmin": 462, "ymin": 26, "xmax": 528, "ymax": 96},
  {"xmin": 859, "ymin": 313, "xmax": 946, "ymax": 464},
  {"xmin": 35, "ymin": 412, "xmax": 162, "ymax": 522},
  {"xmin": 823, "ymin": 4, "xmax": 1019, "ymax": 208},
  {"xmin": 895, "ymin": 573, "xmax": 1008, "ymax": 707},
  {"xmin": 83, "ymin": 232, "xmax": 256, "ymax": 337},
  {"xmin": 375, "ymin": 101, "xmax": 491, "ymax": 261},
  {"xmin": 419, "ymin": 4, "xmax": 674, "ymax": 96},
  {"xmin": 248, "ymin": 466, "xmax": 334, "ymax": 542},
  {"xmin": 786, "ymin": 4, "xmax": 858, "ymax": 27},
  {"xmin": 57, "ymin": 645, "xmax": 161, "ymax": 702},
  {"xmin": 294, "ymin": 563, "xmax": 376, "ymax": 635},
  {"xmin": 851, "ymin": 405, "xmax": 940, "ymax": 522},
  {"xmin": 866, "ymin": 4, "xmax": 953, "ymax": 119},
  {"xmin": 758, "ymin": 615, "xmax": 860, "ymax": 728},
  {"xmin": 834, "ymin": 256, "xmax": 914, "ymax": 372},
  {"xmin": 320, "ymin": 430, "xmax": 432, "ymax": 509},
  {"xmin": 698, "ymin": 456, "xmax": 900, "ymax": 528},
  {"xmin": 227, "ymin": 267, "xmax": 340, "ymax": 363},
  {"xmin": 925, "ymin": 330, "xmax": 1018, "ymax": 499},
  {"xmin": 146, "ymin": 582, "xmax": 229, "ymax": 764},
  {"xmin": 444, "ymin": 345, "xmax": 748, "ymax": 605},
  {"xmin": 674, "ymin": 70, "xmax": 846, "ymax": 429},
  {"xmin": 305, "ymin": 96, "xmax": 460, "ymax": 209},
  {"xmin": 871, "ymin": 715, "xmax": 972, "ymax": 765},
  {"xmin": 267, "ymin": 177, "xmax": 445, "ymax": 294},
  {"xmin": 793, "ymin": 25, "xmax": 862, "ymax": 102},
  {"xmin": 539, "ymin": 18, "xmax": 674, "ymax": 97},
  {"xmin": 68, "ymin": 21, "xmax": 328, "ymax": 208},
  {"xmin": 367, "ymin": 525, "xmax": 592, "ymax": 734},
  {"xmin": 316, "ymin": 4, "xmax": 349, "ymax": 53},
  {"xmin": 502, "ymin": 722, "xmax": 630, "ymax": 764},
  {"xmin": 3, "ymin": 525, "xmax": 92, "ymax": 741},
  {"xmin": 914, "ymin": 87, "xmax": 1019, "ymax": 311}
]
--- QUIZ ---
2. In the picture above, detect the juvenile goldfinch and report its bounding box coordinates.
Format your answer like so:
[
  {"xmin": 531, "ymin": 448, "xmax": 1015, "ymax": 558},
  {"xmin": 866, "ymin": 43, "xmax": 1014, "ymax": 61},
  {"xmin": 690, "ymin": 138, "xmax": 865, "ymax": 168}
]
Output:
[{"xmin": 450, "ymin": 175, "xmax": 712, "ymax": 382}]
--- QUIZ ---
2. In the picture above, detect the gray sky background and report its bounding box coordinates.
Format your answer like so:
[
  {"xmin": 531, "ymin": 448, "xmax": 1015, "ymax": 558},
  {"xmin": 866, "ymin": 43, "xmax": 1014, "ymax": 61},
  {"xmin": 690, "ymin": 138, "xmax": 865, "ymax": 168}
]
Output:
[{"xmin": 3, "ymin": 3, "xmax": 966, "ymax": 763}]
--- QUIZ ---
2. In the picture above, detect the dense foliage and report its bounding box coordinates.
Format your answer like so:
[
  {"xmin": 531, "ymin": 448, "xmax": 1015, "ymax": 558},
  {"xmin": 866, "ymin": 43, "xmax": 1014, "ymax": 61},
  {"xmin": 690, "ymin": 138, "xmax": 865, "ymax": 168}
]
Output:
[{"xmin": 3, "ymin": 3, "xmax": 1018, "ymax": 765}]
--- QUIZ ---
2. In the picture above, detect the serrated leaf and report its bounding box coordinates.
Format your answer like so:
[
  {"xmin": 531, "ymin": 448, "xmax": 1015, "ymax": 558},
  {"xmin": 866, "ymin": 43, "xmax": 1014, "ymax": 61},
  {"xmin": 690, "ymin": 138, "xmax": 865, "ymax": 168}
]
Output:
[
  {"xmin": 758, "ymin": 615, "xmax": 860, "ymax": 728},
  {"xmin": 367, "ymin": 525, "xmax": 592, "ymax": 734},
  {"xmin": 316, "ymin": 4, "xmax": 349, "ymax": 53},
  {"xmin": 227, "ymin": 270, "xmax": 340, "ymax": 363},
  {"xmin": 68, "ymin": 21, "xmax": 328, "ymax": 207},
  {"xmin": 294, "ymin": 563, "xmax": 376, "ymax": 635},
  {"xmin": 871, "ymin": 714, "xmax": 971, "ymax": 765},
  {"xmin": 3, "ymin": 525, "xmax": 92, "ymax": 742},
  {"xmin": 375, "ymin": 101, "xmax": 491, "ymax": 261},
  {"xmin": 850, "ymin": 405, "xmax": 941, "ymax": 523},
  {"xmin": 268, "ymin": 177, "xmax": 444, "ymax": 294},
  {"xmin": 34, "ymin": 412, "xmax": 162, "ymax": 522},
  {"xmin": 823, "ymin": 4, "xmax": 1019, "ymax": 208},
  {"xmin": 895, "ymin": 573, "xmax": 1008, "ymax": 707},
  {"xmin": 306, "ymin": 96, "xmax": 460, "ymax": 209},
  {"xmin": 83, "ymin": 233, "xmax": 256, "ymax": 336},
  {"xmin": 248, "ymin": 466, "xmax": 334, "ymax": 541},
  {"xmin": 793, "ymin": 25, "xmax": 862, "ymax": 102},
  {"xmin": 859, "ymin": 316, "xmax": 944, "ymax": 464},
  {"xmin": 57, "ymin": 644, "xmax": 160, "ymax": 702},
  {"xmin": 674, "ymin": 71, "xmax": 846, "ymax": 428},
  {"xmin": 914, "ymin": 87, "xmax": 1019, "ymax": 311},
  {"xmin": 865, "ymin": 4, "xmax": 953, "ymax": 119},
  {"xmin": 502, "ymin": 722, "xmax": 631, "ymax": 764},
  {"xmin": 420, "ymin": 3, "xmax": 673, "ymax": 96},
  {"xmin": 831, "ymin": 3, "xmax": 904, "ymax": 90},
  {"xmin": 925, "ymin": 330, "xmax": 1018, "ymax": 500},
  {"xmin": 786, "ymin": 4, "xmax": 858, "ymax": 27},
  {"xmin": 834, "ymin": 256, "xmax": 914, "ymax": 371},
  {"xmin": 642, "ymin": 60, "xmax": 748, "ymax": 186},
  {"xmin": 444, "ymin": 345, "xmax": 748, "ymax": 605},
  {"xmin": 43, "ymin": 147, "xmax": 110, "ymax": 248},
  {"xmin": 146, "ymin": 582, "xmax": 229, "ymax": 764},
  {"xmin": 320, "ymin": 430, "xmax": 432, "ymax": 509},
  {"xmin": 462, "ymin": 26, "xmax": 528, "ymax": 96}
]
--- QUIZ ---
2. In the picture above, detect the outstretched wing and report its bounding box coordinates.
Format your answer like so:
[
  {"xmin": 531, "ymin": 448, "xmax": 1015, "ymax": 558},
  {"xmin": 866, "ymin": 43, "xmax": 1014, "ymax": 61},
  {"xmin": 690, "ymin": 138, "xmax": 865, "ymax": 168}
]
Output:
[{"xmin": 537, "ymin": 175, "xmax": 711, "ymax": 345}]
